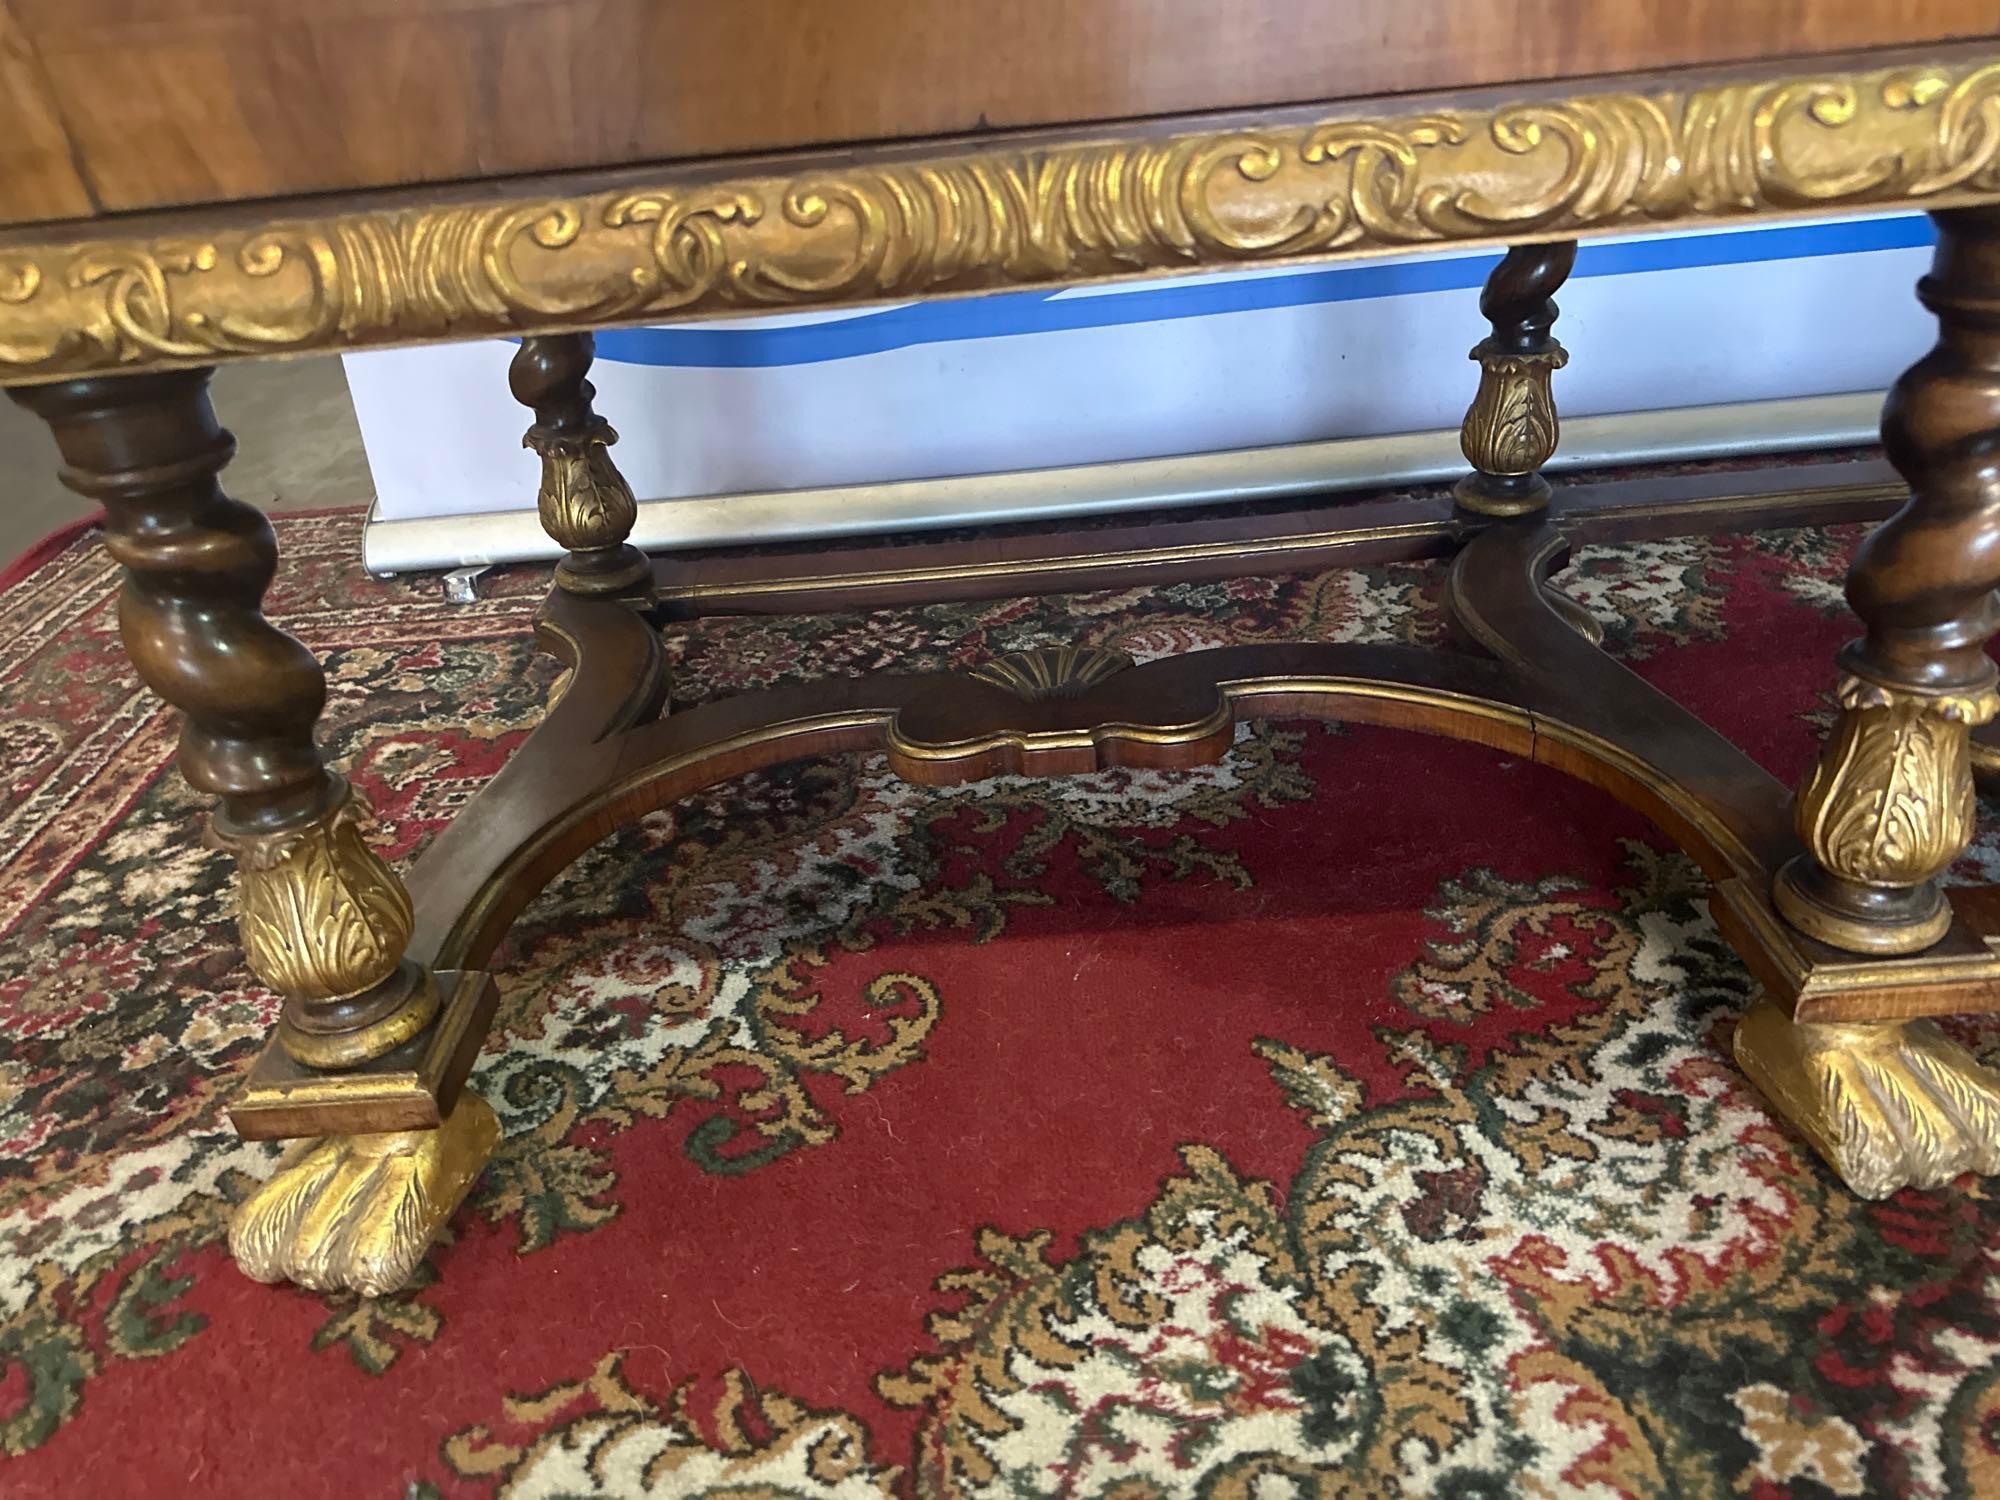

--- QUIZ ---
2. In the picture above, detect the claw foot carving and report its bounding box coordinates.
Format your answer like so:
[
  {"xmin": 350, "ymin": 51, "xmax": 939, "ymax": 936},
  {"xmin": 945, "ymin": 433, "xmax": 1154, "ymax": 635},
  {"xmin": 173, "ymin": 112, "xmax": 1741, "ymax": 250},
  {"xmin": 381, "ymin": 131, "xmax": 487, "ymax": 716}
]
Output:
[
  {"xmin": 229, "ymin": 1090, "xmax": 500, "ymax": 1296},
  {"xmin": 1734, "ymin": 996, "xmax": 2000, "ymax": 1198}
]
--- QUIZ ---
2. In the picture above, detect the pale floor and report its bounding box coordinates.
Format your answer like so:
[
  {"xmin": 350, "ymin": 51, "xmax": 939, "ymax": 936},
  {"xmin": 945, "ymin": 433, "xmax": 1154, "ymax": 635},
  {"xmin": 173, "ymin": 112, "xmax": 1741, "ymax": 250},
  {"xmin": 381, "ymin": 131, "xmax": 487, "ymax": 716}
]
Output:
[{"xmin": 0, "ymin": 357, "xmax": 373, "ymax": 562}]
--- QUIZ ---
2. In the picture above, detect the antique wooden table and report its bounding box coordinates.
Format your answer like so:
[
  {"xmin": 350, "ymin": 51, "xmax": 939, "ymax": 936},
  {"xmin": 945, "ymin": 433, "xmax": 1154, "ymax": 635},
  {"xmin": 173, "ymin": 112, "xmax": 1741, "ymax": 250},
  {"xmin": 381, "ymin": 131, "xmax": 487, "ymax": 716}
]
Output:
[{"xmin": 6, "ymin": 4, "xmax": 2000, "ymax": 1298}]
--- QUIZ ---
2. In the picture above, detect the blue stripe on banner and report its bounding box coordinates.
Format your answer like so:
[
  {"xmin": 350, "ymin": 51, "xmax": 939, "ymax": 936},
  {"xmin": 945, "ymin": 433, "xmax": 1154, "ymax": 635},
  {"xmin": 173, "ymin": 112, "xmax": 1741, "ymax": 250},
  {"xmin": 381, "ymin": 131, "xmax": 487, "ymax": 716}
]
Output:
[{"xmin": 591, "ymin": 215, "xmax": 1938, "ymax": 371}]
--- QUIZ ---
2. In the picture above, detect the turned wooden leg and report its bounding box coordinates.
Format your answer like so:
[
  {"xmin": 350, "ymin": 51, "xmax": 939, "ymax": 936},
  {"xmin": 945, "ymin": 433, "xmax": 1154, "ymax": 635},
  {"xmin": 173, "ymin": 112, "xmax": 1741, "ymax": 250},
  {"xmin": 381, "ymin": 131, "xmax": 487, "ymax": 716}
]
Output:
[
  {"xmin": 1454, "ymin": 240, "xmax": 1575, "ymax": 520},
  {"xmin": 1451, "ymin": 241, "xmax": 1600, "ymax": 643},
  {"xmin": 14, "ymin": 371, "xmax": 439, "ymax": 1064},
  {"xmin": 9, "ymin": 370, "xmax": 495, "ymax": 1295},
  {"xmin": 1739, "ymin": 207, "xmax": 2000, "ymax": 1197},
  {"xmin": 510, "ymin": 332, "xmax": 652, "ymax": 598},
  {"xmin": 1773, "ymin": 207, "xmax": 2000, "ymax": 957}
]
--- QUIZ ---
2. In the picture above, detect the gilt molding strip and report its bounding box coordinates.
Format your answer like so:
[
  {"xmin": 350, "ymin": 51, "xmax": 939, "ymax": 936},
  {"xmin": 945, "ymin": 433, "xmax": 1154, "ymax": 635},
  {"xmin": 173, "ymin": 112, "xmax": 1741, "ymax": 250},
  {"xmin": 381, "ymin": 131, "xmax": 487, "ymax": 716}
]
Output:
[{"xmin": 4, "ymin": 52, "xmax": 2000, "ymax": 382}]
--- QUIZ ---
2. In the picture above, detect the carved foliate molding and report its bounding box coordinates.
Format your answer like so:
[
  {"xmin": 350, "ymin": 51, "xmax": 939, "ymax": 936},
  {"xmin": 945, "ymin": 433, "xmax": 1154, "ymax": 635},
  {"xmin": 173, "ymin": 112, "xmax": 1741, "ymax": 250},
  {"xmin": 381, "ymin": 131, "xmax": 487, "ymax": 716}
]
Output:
[
  {"xmin": 1459, "ymin": 345, "xmax": 1568, "ymax": 478},
  {"xmin": 5, "ymin": 56, "xmax": 2000, "ymax": 380},
  {"xmin": 527, "ymin": 416, "xmax": 638, "ymax": 554},
  {"xmin": 1792, "ymin": 674, "xmax": 2000, "ymax": 889},
  {"xmin": 223, "ymin": 781, "xmax": 415, "ymax": 1004}
]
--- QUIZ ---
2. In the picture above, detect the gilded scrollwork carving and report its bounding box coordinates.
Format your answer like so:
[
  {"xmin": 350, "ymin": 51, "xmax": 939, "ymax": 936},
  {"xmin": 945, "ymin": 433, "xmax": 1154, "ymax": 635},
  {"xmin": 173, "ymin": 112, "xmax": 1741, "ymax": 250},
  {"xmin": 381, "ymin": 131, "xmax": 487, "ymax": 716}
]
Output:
[
  {"xmin": 5, "ymin": 56, "xmax": 2000, "ymax": 380},
  {"xmin": 1789, "ymin": 675, "xmax": 1998, "ymax": 891},
  {"xmin": 222, "ymin": 778, "xmax": 416, "ymax": 1005}
]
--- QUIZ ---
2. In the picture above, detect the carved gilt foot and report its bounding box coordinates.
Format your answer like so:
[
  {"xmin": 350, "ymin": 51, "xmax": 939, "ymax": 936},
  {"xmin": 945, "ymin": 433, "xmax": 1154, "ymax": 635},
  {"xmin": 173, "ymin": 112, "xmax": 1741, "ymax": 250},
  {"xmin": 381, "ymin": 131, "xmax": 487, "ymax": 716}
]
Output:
[
  {"xmin": 1734, "ymin": 995, "xmax": 2000, "ymax": 1198},
  {"xmin": 229, "ymin": 1090, "xmax": 500, "ymax": 1296}
]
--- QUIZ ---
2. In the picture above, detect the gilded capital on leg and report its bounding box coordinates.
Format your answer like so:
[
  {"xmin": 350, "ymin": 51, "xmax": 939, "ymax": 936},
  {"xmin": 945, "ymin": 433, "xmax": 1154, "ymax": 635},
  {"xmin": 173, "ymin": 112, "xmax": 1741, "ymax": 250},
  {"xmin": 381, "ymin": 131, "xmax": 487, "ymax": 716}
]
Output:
[
  {"xmin": 222, "ymin": 776, "xmax": 415, "ymax": 1004},
  {"xmin": 1458, "ymin": 344, "xmax": 1567, "ymax": 488},
  {"xmin": 1776, "ymin": 675, "xmax": 1998, "ymax": 953},
  {"xmin": 527, "ymin": 416, "xmax": 638, "ymax": 558},
  {"xmin": 1453, "ymin": 240, "xmax": 1575, "ymax": 519},
  {"xmin": 511, "ymin": 333, "xmax": 651, "ymax": 597},
  {"xmin": 216, "ymin": 777, "xmax": 440, "ymax": 1069}
]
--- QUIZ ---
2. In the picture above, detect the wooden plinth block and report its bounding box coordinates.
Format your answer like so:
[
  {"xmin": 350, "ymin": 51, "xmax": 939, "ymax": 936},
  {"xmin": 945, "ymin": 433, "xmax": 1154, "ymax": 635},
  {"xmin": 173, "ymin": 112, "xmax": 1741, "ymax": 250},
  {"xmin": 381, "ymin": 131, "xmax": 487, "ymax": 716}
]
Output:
[
  {"xmin": 1712, "ymin": 878, "xmax": 2000, "ymax": 1024},
  {"xmin": 228, "ymin": 969, "xmax": 499, "ymax": 1140}
]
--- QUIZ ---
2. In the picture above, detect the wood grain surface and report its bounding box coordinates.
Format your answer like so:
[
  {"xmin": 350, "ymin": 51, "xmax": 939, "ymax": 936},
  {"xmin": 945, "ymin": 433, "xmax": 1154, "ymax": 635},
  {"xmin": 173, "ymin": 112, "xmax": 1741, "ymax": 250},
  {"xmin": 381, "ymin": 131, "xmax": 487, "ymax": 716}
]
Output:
[
  {"xmin": 0, "ymin": 0, "xmax": 92, "ymax": 220},
  {"xmin": 4, "ymin": 0, "xmax": 1994, "ymax": 223}
]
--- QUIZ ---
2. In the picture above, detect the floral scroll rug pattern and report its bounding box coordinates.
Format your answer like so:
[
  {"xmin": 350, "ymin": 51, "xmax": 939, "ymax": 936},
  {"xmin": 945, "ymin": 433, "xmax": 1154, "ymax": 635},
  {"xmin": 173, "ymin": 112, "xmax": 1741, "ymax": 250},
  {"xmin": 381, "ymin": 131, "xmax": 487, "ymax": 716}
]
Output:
[{"xmin": 3, "ymin": 502, "xmax": 2000, "ymax": 1497}]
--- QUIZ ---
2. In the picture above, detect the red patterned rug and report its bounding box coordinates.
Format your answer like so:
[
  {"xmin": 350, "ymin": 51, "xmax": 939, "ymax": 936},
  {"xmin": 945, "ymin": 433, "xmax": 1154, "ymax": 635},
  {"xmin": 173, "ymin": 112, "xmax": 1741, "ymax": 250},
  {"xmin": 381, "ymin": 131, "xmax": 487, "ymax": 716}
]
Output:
[{"xmin": 5, "ymin": 505, "xmax": 2000, "ymax": 1498}]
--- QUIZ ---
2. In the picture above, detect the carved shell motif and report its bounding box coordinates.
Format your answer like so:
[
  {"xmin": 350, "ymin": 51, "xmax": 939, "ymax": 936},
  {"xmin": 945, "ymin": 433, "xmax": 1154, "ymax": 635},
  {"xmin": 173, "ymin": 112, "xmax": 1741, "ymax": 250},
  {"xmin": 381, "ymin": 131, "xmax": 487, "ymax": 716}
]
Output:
[{"xmin": 968, "ymin": 646, "xmax": 1135, "ymax": 701}]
